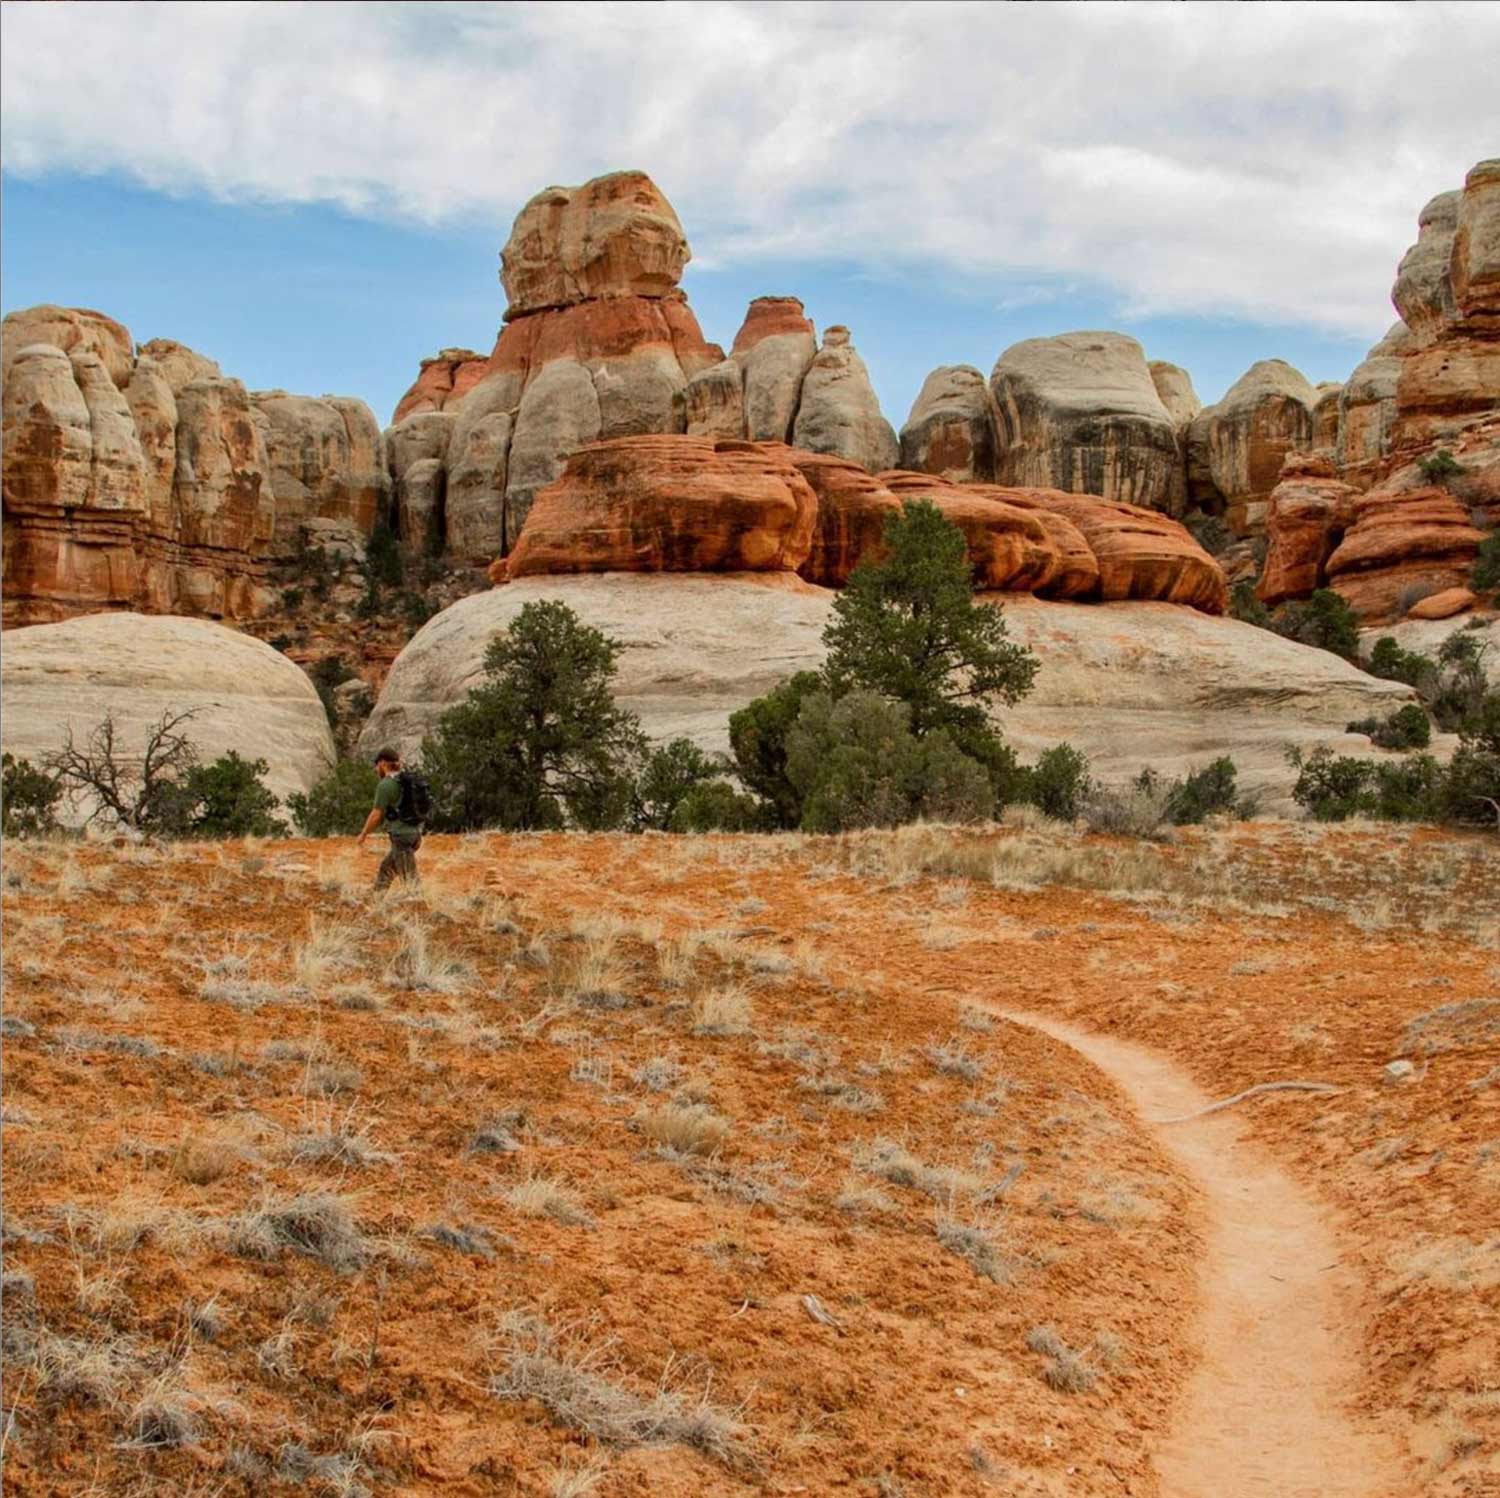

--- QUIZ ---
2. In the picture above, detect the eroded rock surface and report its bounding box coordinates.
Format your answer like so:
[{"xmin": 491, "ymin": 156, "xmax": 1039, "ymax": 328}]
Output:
[
  {"xmin": 899, "ymin": 365, "xmax": 998, "ymax": 482},
  {"xmin": 989, "ymin": 332, "xmax": 1183, "ymax": 512},
  {"xmin": 1, "ymin": 612, "xmax": 335, "ymax": 806}
]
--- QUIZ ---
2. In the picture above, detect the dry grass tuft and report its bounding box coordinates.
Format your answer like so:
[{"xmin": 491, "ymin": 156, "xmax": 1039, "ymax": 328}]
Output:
[
  {"xmin": 1026, "ymin": 1326, "xmax": 1098, "ymax": 1392},
  {"xmin": 489, "ymin": 1313, "xmax": 748, "ymax": 1464},
  {"xmin": 692, "ymin": 984, "xmax": 752, "ymax": 1037},
  {"xmin": 639, "ymin": 1103, "xmax": 731, "ymax": 1158},
  {"xmin": 230, "ymin": 1192, "xmax": 367, "ymax": 1272},
  {"xmin": 934, "ymin": 1214, "xmax": 1011, "ymax": 1283},
  {"xmin": 503, "ymin": 1175, "xmax": 596, "ymax": 1229}
]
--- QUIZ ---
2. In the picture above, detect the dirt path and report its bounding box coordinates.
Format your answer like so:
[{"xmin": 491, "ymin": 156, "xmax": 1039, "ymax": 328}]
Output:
[{"xmin": 991, "ymin": 1008, "xmax": 1409, "ymax": 1498}]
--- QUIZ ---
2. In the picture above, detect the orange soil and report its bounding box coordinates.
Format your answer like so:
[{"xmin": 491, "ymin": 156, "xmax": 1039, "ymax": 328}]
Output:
[{"xmin": 2, "ymin": 822, "xmax": 1496, "ymax": 1495}]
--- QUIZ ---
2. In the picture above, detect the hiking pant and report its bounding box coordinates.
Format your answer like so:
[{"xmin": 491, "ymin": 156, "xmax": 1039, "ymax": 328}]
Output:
[{"xmin": 375, "ymin": 833, "xmax": 421, "ymax": 890}]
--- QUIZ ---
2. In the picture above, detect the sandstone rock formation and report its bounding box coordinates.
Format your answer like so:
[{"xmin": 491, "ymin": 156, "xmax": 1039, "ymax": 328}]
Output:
[
  {"xmin": 989, "ymin": 332, "xmax": 1184, "ymax": 513},
  {"xmin": 2, "ymin": 305, "xmax": 134, "ymax": 389},
  {"xmin": 385, "ymin": 173, "xmax": 906, "ymax": 563},
  {"xmin": 1257, "ymin": 456, "xmax": 1361, "ymax": 608},
  {"xmin": 505, "ymin": 436, "xmax": 817, "ymax": 579},
  {"xmin": 1, "ymin": 612, "xmax": 336, "ymax": 806},
  {"xmin": 1202, "ymin": 360, "xmax": 1317, "ymax": 535},
  {"xmin": 1325, "ymin": 486, "xmax": 1484, "ymax": 620},
  {"xmin": 361, "ymin": 574, "xmax": 1418, "ymax": 815},
  {"xmin": 496, "ymin": 433, "xmax": 1221, "ymax": 608},
  {"xmin": 1405, "ymin": 587, "xmax": 1477, "ymax": 621},
  {"xmin": 2, "ymin": 305, "xmax": 389, "ymax": 628},
  {"xmin": 1392, "ymin": 191, "xmax": 1461, "ymax": 342},
  {"xmin": 898, "ymin": 365, "xmax": 998, "ymax": 482},
  {"xmin": 730, "ymin": 297, "xmax": 818, "ymax": 444},
  {"xmin": 1148, "ymin": 361, "xmax": 1201, "ymax": 429},
  {"xmin": 1337, "ymin": 324, "xmax": 1412, "ymax": 481},
  {"xmin": 251, "ymin": 391, "xmax": 389, "ymax": 555},
  {"xmin": 500, "ymin": 170, "xmax": 690, "ymax": 316},
  {"xmin": 391, "ymin": 348, "xmax": 488, "ymax": 425},
  {"xmin": 138, "ymin": 338, "xmax": 222, "ymax": 395},
  {"xmin": 384, "ymin": 171, "xmax": 730, "ymax": 559},
  {"xmin": 790, "ymin": 326, "xmax": 899, "ymax": 472},
  {"xmin": 1453, "ymin": 159, "xmax": 1500, "ymax": 334}
]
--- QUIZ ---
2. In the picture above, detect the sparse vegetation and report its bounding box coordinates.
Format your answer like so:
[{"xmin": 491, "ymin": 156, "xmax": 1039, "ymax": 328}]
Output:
[
  {"xmin": 1417, "ymin": 447, "xmax": 1465, "ymax": 483},
  {"xmin": 288, "ymin": 759, "xmax": 379, "ymax": 836},
  {"xmin": 1, "ymin": 753, "xmax": 62, "ymax": 839}
]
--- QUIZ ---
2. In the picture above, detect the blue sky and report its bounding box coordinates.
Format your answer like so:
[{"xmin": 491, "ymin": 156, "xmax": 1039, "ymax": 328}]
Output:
[{"xmin": 3, "ymin": 2, "xmax": 1494, "ymax": 429}]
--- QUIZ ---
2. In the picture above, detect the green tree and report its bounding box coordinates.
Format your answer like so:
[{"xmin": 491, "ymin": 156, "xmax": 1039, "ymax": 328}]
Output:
[
  {"xmin": 670, "ymin": 781, "xmax": 769, "ymax": 833},
  {"xmin": 1345, "ymin": 704, "xmax": 1431, "ymax": 751},
  {"xmin": 1, "ymin": 753, "xmax": 62, "ymax": 838},
  {"xmin": 174, "ymin": 752, "xmax": 288, "ymax": 838},
  {"xmin": 420, "ymin": 600, "xmax": 645, "ymax": 831},
  {"xmin": 727, "ymin": 671, "xmax": 826, "ymax": 830},
  {"xmin": 1229, "ymin": 580, "xmax": 1272, "ymax": 628},
  {"xmin": 287, "ymin": 760, "xmax": 380, "ymax": 837},
  {"xmin": 635, "ymin": 738, "xmax": 724, "ymax": 832},
  {"xmin": 822, "ymin": 499, "xmax": 1038, "ymax": 746}
]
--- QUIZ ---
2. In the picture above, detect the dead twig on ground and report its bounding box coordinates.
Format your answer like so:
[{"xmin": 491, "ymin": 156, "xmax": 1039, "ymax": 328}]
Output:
[{"xmin": 1155, "ymin": 1081, "xmax": 1345, "ymax": 1125}]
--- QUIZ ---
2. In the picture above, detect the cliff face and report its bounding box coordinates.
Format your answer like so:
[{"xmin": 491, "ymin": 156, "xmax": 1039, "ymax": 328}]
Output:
[{"xmin": 1, "ymin": 307, "xmax": 390, "ymax": 629}]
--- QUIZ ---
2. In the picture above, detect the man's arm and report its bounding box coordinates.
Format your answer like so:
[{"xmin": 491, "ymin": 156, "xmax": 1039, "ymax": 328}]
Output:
[{"xmin": 356, "ymin": 806, "xmax": 384, "ymax": 847}]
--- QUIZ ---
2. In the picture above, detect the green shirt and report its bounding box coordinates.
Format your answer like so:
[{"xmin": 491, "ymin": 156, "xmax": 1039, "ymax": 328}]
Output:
[{"xmin": 374, "ymin": 774, "xmax": 419, "ymax": 838}]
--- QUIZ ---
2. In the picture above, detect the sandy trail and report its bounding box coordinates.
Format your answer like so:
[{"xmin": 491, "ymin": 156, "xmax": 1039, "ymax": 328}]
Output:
[{"xmin": 991, "ymin": 1008, "xmax": 1409, "ymax": 1498}]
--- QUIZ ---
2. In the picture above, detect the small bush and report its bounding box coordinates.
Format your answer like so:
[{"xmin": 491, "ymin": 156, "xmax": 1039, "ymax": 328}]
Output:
[
  {"xmin": 1163, "ymin": 757, "xmax": 1245, "ymax": 824},
  {"xmin": 1288, "ymin": 746, "xmax": 1442, "ymax": 823},
  {"xmin": 1417, "ymin": 448, "xmax": 1464, "ymax": 483},
  {"xmin": 1474, "ymin": 532, "xmax": 1500, "ymax": 593},
  {"xmin": 1271, "ymin": 589, "xmax": 1360, "ymax": 660},
  {"xmin": 1, "ymin": 753, "xmax": 62, "ymax": 838},
  {"xmin": 635, "ymin": 739, "xmax": 725, "ymax": 832},
  {"xmin": 175, "ymin": 752, "xmax": 288, "ymax": 838},
  {"xmin": 1346, "ymin": 704, "xmax": 1431, "ymax": 750},
  {"xmin": 1365, "ymin": 636, "xmax": 1437, "ymax": 693},
  {"xmin": 288, "ymin": 760, "xmax": 379, "ymax": 837},
  {"xmin": 1229, "ymin": 579, "xmax": 1272, "ymax": 628},
  {"xmin": 669, "ymin": 780, "xmax": 767, "ymax": 833},
  {"xmin": 1017, "ymin": 743, "xmax": 1093, "ymax": 822}
]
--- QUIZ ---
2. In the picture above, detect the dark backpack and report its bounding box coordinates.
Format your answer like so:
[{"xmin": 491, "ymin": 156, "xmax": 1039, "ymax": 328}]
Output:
[{"xmin": 394, "ymin": 769, "xmax": 433, "ymax": 827}]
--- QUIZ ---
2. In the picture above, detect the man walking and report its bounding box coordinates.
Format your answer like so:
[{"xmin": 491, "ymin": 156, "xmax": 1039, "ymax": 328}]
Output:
[{"xmin": 357, "ymin": 747, "xmax": 424, "ymax": 890}]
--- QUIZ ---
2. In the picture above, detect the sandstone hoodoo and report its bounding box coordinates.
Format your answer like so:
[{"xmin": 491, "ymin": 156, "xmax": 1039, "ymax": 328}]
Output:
[
  {"xmin": 898, "ymin": 364, "xmax": 999, "ymax": 483},
  {"xmin": 385, "ymin": 175, "xmax": 905, "ymax": 564},
  {"xmin": 1257, "ymin": 455, "xmax": 1361, "ymax": 609},
  {"xmin": 1, "ymin": 306, "xmax": 389, "ymax": 629},
  {"xmin": 988, "ymin": 331, "xmax": 1185, "ymax": 513},
  {"xmin": 390, "ymin": 348, "xmax": 488, "ymax": 425},
  {"xmin": 1198, "ymin": 359, "xmax": 1318, "ymax": 536}
]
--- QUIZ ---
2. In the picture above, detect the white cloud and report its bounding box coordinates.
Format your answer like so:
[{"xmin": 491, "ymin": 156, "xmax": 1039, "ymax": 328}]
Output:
[{"xmin": 3, "ymin": 0, "xmax": 1495, "ymax": 338}]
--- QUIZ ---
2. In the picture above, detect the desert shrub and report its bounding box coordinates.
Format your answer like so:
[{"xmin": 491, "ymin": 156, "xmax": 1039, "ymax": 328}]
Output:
[
  {"xmin": 175, "ymin": 752, "xmax": 288, "ymax": 838},
  {"xmin": 1417, "ymin": 448, "xmax": 1464, "ymax": 483},
  {"xmin": 2, "ymin": 753, "xmax": 62, "ymax": 838},
  {"xmin": 1229, "ymin": 579, "xmax": 1272, "ymax": 628},
  {"xmin": 1440, "ymin": 693, "xmax": 1500, "ymax": 828},
  {"xmin": 1271, "ymin": 588, "xmax": 1361, "ymax": 660},
  {"xmin": 1016, "ymin": 743, "xmax": 1093, "ymax": 822},
  {"xmin": 421, "ymin": 601, "xmax": 645, "ymax": 831},
  {"xmin": 1288, "ymin": 746, "xmax": 1442, "ymax": 823},
  {"xmin": 1163, "ymin": 756, "xmax": 1246, "ymax": 823},
  {"xmin": 1474, "ymin": 532, "xmax": 1500, "ymax": 593},
  {"xmin": 727, "ymin": 671, "xmax": 825, "ymax": 830},
  {"xmin": 364, "ymin": 518, "xmax": 403, "ymax": 590},
  {"xmin": 635, "ymin": 738, "xmax": 724, "ymax": 832},
  {"xmin": 669, "ymin": 781, "xmax": 769, "ymax": 833},
  {"xmin": 1345, "ymin": 704, "xmax": 1431, "ymax": 750},
  {"xmin": 307, "ymin": 658, "xmax": 355, "ymax": 723},
  {"xmin": 785, "ymin": 689, "xmax": 994, "ymax": 833},
  {"xmin": 1080, "ymin": 779, "xmax": 1174, "ymax": 839},
  {"xmin": 1365, "ymin": 635, "xmax": 1437, "ymax": 693},
  {"xmin": 288, "ymin": 760, "xmax": 379, "ymax": 836}
]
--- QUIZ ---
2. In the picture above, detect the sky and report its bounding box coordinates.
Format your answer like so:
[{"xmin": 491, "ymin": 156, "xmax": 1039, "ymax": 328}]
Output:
[{"xmin": 3, "ymin": 1, "xmax": 1496, "ymax": 429}]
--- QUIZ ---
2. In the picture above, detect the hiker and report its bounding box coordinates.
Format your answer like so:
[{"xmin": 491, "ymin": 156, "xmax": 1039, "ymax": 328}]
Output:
[{"xmin": 357, "ymin": 747, "xmax": 429, "ymax": 890}]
